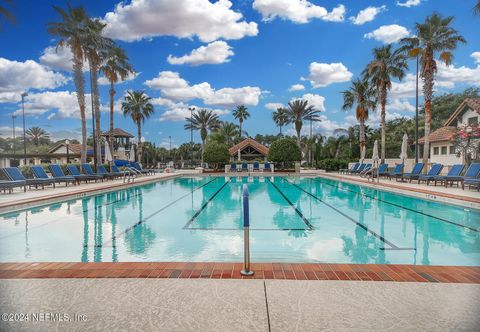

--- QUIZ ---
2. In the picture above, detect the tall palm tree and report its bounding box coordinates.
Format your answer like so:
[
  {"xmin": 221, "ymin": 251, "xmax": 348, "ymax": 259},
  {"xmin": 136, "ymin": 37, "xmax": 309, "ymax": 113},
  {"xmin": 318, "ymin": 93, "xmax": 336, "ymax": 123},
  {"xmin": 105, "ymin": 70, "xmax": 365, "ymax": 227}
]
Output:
[
  {"xmin": 341, "ymin": 79, "xmax": 377, "ymax": 151},
  {"xmin": 184, "ymin": 109, "xmax": 220, "ymax": 151},
  {"xmin": 0, "ymin": 0, "xmax": 14, "ymax": 29},
  {"xmin": 232, "ymin": 105, "xmax": 250, "ymax": 139},
  {"xmin": 286, "ymin": 100, "xmax": 322, "ymax": 147},
  {"xmin": 26, "ymin": 126, "xmax": 50, "ymax": 146},
  {"xmin": 400, "ymin": 14, "xmax": 465, "ymax": 166},
  {"xmin": 272, "ymin": 107, "xmax": 289, "ymax": 135},
  {"xmin": 100, "ymin": 46, "xmax": 134, "ymax": 152},
  {"xmin": 83, "ymin": 18, "xmax": 114, "ymax": 164},
  {"xmin": 365, "ymin": 44, "xmax": 407, "ymax": 163},
  {"xmin": 121, "ymin": 91, "xmax": 154, "ymax": 161},
  {"xmin": 474, "ymin": 1, "xmax": 480, "ymax": 15},
  {"xmin": 48, "ymin": 4, "xmax": 89, "ymax": 162},
  {"xmin": 217, "ymin": 121, "xmax": 240, "ymax": 146}
]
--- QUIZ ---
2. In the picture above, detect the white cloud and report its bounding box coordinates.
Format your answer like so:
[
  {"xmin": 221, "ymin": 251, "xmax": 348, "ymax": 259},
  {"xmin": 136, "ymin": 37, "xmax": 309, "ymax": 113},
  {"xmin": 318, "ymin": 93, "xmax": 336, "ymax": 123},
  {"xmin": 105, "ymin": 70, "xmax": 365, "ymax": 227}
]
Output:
[
  {"xmin": 288, "ymin": 84, "xmax": 305, "ymax": 91},
  {"xmin": 40, "ymin": 46, "xmax": 75, "ymax": 72},
  {"xmin": 252, "ymin": 0, "xmax": 345, "ymax": 23},
  {"xmin": 471, "ymin": 52, "xmax": 480, "ymax": 64},
  {"xmin": 102, "ymin": 0, "xmax": 258, "ymax": 42},
  {"xmin": 388, "ymin": 98, "xmax": 415, "ymax": 112},
  {"xmin": 0, "ymin": 58, "xmax": 68, "ymax": 96},
  {"xmin": 349, "ymin": 5, "xmax": 386, "ymax": 25},
  {"xmin": 397, "ymin": 0, "xmax": 421, "ymax": 8},
  {"xmin": 292, "ymin": 93, "xmax": 325, "ymax": 112},
  {"xmin": 97, "ymin": 71, "xmax": 139, "ymax": 85},
  {"xmin": 265, "ymin": 102, "xmax": 284, "ymax": 110},
  {"xmin": 302, "ymin": 62, "xmax": 353, "ymax": 88},
  {"xmin": 436, "ymin": 61, "xmax": 480, "ymax": 87},
  {"xmin": 145, "ymin": 71, "xmax": 262, "ymax": 107},
  {"xmin": 364, "ymin": 24, "xmax": 409, "ymax": 43},
  {"xmin": 157, "ymin": 102, "xmax": 228, "ymax": 122},
  {"xmin": 167, "ymin": 41, "xmax": 234, "ymax": 66},
  {"xmin": 0, "ymin": 126, "xmax": 24, "ymax": 139}
]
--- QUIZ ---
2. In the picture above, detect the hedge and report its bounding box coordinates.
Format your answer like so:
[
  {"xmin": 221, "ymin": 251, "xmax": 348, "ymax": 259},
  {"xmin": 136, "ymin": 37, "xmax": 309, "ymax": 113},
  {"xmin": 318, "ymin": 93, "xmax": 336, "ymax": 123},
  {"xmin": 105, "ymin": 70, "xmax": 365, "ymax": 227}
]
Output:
[{"xmin": 202, "ymin": 142, "xmax": 230, "ymax": 169}]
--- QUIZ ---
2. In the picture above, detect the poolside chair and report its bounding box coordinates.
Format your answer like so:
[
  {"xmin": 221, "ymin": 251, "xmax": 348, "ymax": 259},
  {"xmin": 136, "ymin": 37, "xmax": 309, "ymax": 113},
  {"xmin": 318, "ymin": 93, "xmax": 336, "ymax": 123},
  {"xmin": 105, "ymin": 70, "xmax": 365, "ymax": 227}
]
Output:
[
  {"xmin": 48, "ymin": 164, "xmax": 78, "ymax": 185},
  {"xmin": 2, "ymin": 167, "xmax": 55, "ymax": 190},
  {"xmin": 253, "ymin": 162, "xmax": 260, "ymax": 172},
  {"xmin": 400, "ymin": 163, "xmax": 425, "ymax": 182},
  {"xmin": 264, "ymin": 162, "xmax": 272, "ymax": 172},
  {"xmin": 340, "ymin": 163, "xmax": 359, "ymax": 174},
  {"xmin": 375, "ymin": 163, "xmax": 389, "ymax": 177},
  {"xmin": 31, "ymin": 165, "xmax": 76, "ymax": 187},
  {"xmin": 241, "ymin": 163, "xmax": 248, "ymax": 172},
  {"xmin": 349, "ymin": 163, "xmax": 366, "ymax": 175},
  {"xmin": 111, "ymin": 164, "xmax": 129, "ymax": 177},
  {"xmin": 464, "ymin": 177, "xmax": 480, "ymax": 191},
  {"xmin": 97, "ymin": 165, "xmax": 118, "ymax": 179},
  {"xmin": 133, "ymin": 162, "xmax": 153, "ymax": 175},
  {"xmin": 363, "ymin": 163, "xmax": 388, "ymax": 178},
  {"xmin": 66, "ymin": 165, "xmax": 99, "ymax": 183},
  {"xmin": 443, "ymin": 163, "xmax": 480, "ymax": 190},
  {"xmin": 0, "ymin": 179, "xmax": 27, "ymax": 193},
  {"xmin": 385, "ymin": 164, "xmax": 404, "ymax": 180},
  {"xmin": 417, "ymin": 164, "xmax": 444, "ymax": 185},
  {"xmin": 431, "ymin": 164, "xmax": 464, "ymax": 187},
  {"xmin": 230, "ymin": 163, "xmax": 237, "ymax": 172},
  {"xmin": 81, "ymin": 163, "xmax": 107, "ymax": 181},
  {"xmin": 358, "ymin": 164, "xmax": 372, "ymax": 177}
]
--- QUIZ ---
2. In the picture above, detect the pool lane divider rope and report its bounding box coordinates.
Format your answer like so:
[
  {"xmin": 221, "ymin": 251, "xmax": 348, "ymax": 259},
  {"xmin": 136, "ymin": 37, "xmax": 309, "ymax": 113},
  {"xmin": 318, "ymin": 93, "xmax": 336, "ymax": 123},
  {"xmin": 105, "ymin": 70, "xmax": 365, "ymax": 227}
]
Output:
[
  {"xmin": 266, "ymin": 177, "xmax": 314, "ymax": 231},
  {"xmin": 283, "ymin": 177, "xmax": 412, "ymax": 250},
  {"xmin": 182, "ymin": 178, "xmax": 232, "ymax": 229},
  {"xmin": 97, "ymin": 177, "xmax": 219, "ymax": 248},
  {"xmin": 314, "ymin": 178, "xmax": 480, "ymax": 233}
]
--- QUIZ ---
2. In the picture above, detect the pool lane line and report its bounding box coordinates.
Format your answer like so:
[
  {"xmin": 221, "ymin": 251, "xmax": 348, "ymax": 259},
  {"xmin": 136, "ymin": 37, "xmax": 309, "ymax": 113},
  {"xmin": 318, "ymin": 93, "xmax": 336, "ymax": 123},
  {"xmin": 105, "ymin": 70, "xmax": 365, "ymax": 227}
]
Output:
[
  {"xmin": 96, "ymin": 177, "xmax": 219, "ymax": 247},
  {"xmin": 313, "ymin": 178, "xmax": 480, "ymax": 233},
  {"xmin": 182, "ymin": 179, "xmax": 232, "ymax": 229},
  {"xmin": 266, "ymin": 177, "xmax": 314, "ymax": 231},
  {"xmin": 187, "ymin": 227, "xmax": 309, "ymax": 231},
  {"xmin": 283, "ymin": 178, "xmax": 403, "ymax": 250}
]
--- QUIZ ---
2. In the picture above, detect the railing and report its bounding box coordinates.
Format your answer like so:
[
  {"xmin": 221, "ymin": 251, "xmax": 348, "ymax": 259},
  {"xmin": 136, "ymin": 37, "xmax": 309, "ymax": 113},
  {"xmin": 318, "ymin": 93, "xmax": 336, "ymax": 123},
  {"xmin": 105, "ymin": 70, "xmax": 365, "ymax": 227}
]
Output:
[{"xmin": 241, "ymin": 184, "xmax": 254, "ymax": 276}]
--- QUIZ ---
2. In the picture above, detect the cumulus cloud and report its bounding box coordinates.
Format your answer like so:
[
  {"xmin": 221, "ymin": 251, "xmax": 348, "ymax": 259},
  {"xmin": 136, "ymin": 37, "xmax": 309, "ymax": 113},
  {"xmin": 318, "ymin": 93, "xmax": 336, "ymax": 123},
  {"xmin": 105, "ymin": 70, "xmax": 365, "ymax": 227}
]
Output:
[
  {"xmin": 265, "ymin": 102, "xmax": 284, "ymax": 110},
  {"xmin": 288, "ymin": 84, "xmax": 305, "ymax": 91},
  {"xmin": 39, "ymin": 46, "xmax": 80, "ymax": 72},
  {"xmin": 302, "ymin": 62, "xmax": 353, "ymax": 88},
  {"xmin": 0, "ymin": 58, "xmax": 68, "ymax": 97},
  {"xmin": 435, "ymin": 61, "xmax": 480, "ymax": 87},
  {"xmin": 349, "ymin": 5, "xmax": 386, "ymax": 25},
  {"xmin": 167, "ymin": 41, "xmax": 234, "ymax": 66},
  {"xmin": 156, "ymin": 102, "xmax": 229, "ymax": 122},
  {"xmin": 364, "ymin": 24, "xmax": 409, "ymax": 43},
  {"xmin": 472, "ymin": 52, "xmax": 480, "ymax": 64},
  {"xmin": 145, "ymin": 71, "xmax": 262, "ymax": 107},
  {"xmin": 292, "ymin": 93, "xmax": 325, "ymax": 112},
  {"xmin": 397, "ymin": 0, "xmax": 421, "ymax": 7},
  {"xmin": 252, "ymin": 0, "xmax": 345, "ymax": 23},
  {"xmin": 102, "ymin": 0, "xmax": 258, "ymax": 42},
  {"xmin": 388, "ymin": 98, "xmax": 415, "ymax": 112},
  {"xmin": 97, "ymin": 71, "xmax": 139, "ymax": 85}
]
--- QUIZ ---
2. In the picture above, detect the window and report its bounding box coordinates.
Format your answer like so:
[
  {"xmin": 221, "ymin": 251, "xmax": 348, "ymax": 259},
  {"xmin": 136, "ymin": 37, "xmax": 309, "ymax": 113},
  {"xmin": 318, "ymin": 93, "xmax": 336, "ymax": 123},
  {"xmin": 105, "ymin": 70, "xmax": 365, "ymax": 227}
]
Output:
[
  {"xmin": 441, "ymin": 146, "xmax": 447, "ymax": 155},
  {"xmin": 468, "ymin": 116, "xmax": 478, "ymax": 126},
  {"xmin": 433, "ymin": 147, "xmax": 439, "ymax": 155},
  {"xmin": 449, "ymin": 146, "xmax": 456, "ymax": 155}
]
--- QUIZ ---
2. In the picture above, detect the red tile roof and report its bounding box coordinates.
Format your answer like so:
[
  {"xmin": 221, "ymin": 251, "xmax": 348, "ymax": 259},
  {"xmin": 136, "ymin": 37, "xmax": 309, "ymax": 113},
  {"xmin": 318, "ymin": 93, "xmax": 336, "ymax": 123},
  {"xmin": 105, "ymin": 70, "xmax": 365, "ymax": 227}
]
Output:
[
  {"xmin": 101, "ymin": 128, "xmax": 134, "ymax": 138},
  {"xmin": 228, "ymin": 138, "xmax": 269, "ymax": 156},
  {"xmin": 48, "ymin": 143, "xmax": 93, "ymax": 154},
  {"xmin": 419, "ymin": 126, "xmax": 457, "ymax": 144},
  {"xmin": 444, "ymin": 98, "xmax": 480, "ymax": 126}
]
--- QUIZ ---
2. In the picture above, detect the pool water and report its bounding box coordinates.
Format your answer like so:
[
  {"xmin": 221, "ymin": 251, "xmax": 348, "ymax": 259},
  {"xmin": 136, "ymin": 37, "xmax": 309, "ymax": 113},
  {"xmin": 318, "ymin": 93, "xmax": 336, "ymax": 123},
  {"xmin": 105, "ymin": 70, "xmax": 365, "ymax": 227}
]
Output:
[{"xmin": 1, "ymin": 176, "xmax": 479, "ymax": 266}]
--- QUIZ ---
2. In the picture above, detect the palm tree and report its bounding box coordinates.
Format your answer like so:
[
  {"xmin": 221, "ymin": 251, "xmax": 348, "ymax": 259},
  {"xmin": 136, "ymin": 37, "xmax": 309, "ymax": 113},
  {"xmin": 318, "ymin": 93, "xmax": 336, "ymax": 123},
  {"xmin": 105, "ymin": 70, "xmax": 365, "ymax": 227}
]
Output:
[
  {"xmin": 342, "ymin": 79, "xmax": 377, "ymax": 151},
  {"xmin": 100, "ymin": 46, "xmax": 134, "ymax": 152},
  {"xmin": 286, "ymin": 100, "xmax": 322, "ymax": 147},
  {"xmin": 48, "ymin": 4, "xmax": 89, "ymax": 162},
  {"xmin": 400, "ymin": 14, "xmax": 466, "ymax": 166},
  {"xmin": 121, "ymin": 91, "xmax": 154, "ymax": 161},
  {"xmin": 474, "ymin": 1, "xmax": 480, "ymax": 15},
  {"xmin": 217, "ymin": 121, "xmax": 240, "ymax": 146},
  {"xmin": 0, "ymin": 0, "xmax": 14, "ymax": 29},
  {"xmin": 272, "ymin": 107, "xmax": 289, "ymax": 135},
  {"xmin": 365, "ymin": 44, "xmax": 407, "ymax": 163},
  {"xmin": 26, "ymin": 126, "xmax": 50, "ymax": 146},
  {"xmin": 184, "ymin": 109, "xmax": 221, "ymax": 151},
  {"xmin": 83, "ymin": 18, "xmax": 114, "ymax": 164},
  {"xmin": 232, "ymin": 105, "xmax": 250, "ymax": 139}
]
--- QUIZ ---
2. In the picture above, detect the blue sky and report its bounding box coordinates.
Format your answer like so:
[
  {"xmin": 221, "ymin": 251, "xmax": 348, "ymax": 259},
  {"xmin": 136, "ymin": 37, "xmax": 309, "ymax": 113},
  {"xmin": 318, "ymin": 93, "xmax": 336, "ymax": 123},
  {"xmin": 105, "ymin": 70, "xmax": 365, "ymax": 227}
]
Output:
[{"xmin": 0, "ymin": 0, "xmax": 479, "ymax": 148}]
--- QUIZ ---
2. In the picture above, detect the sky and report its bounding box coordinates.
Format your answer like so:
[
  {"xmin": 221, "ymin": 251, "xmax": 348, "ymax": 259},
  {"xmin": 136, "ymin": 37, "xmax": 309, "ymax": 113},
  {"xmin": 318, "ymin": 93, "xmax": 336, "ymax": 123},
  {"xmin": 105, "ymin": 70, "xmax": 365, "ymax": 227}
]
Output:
[{"xmin": 0, "ymin": 0, "xmax": 479, "ymax": 149}]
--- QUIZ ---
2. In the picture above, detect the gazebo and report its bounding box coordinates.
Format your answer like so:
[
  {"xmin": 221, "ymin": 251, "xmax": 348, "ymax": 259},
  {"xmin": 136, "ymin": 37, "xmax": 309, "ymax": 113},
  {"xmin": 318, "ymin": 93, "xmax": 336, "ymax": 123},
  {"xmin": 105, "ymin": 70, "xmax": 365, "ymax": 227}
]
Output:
[
  {"xmin": 101, "ymin": 128, "xmax": 134, "ymax": 160},
  {"xmin": 228, "ymin": 138, "xmax": 269, "ymax": 161}
]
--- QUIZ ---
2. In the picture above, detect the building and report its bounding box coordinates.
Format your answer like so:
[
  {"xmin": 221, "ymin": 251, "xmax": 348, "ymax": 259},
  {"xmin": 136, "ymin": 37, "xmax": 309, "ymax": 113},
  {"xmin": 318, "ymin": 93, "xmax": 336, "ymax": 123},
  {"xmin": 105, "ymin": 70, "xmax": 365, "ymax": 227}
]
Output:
[
  {"xmin": 420, "ymin": 98, "xmax": 480, "ymax": 165},
  {"xmin": 48, "ymin": 143, "xmax": 92, "ymax": 164},
  {"xmin": 101, "ymin": 128, "xmax": 135, "ymax": 160},
  {"xmin": 228, "ymin": 138, "xmax": 269, "ymax": 161}
]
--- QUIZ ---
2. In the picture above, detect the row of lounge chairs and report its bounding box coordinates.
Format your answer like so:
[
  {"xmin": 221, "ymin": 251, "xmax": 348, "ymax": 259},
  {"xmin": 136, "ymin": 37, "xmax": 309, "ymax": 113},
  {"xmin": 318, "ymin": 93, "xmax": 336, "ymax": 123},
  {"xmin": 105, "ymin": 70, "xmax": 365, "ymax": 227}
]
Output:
[
  {"xmin": 0, "ymin": 162, "xmax": 155, "ymax": 194},
  {"xmin": 340, "ymin": 162, "xmax": 480, "ymax": 190},
  {"xmin": 226, "ymin": 162, "xmax": 273, "ymax": 173}
]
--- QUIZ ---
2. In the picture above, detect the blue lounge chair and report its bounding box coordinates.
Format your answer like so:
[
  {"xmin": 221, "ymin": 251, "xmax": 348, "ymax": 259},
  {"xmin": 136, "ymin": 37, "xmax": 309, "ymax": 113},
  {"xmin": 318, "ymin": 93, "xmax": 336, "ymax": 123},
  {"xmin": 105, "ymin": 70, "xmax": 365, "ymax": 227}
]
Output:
[
  {"xmin": 398, "ymin": 163, "xmax": 424, "ymax": 182},
  {"xmin": 431, "ymin": 164, "xmax": 464, "ymax": 186},
  {"xmin": 48, "ymin": 164, "xmax": 78, "ymax": 185},
  {"xmin": 444, "ymin": 163, "xmax": 480, "ymax": 190},
  {"xmin": 464, "ymin": 177, "xmax": 480, "ymax": 191},
  {"xmin": 2, "ymin": 167, "xmax": 55, "ymax": 190},
  {"xmin": 417, "ymin": 164, "xmax": 444, "ymax": 185},
  {"xmin": 358, "ymin": 164, "xmax": 372, "ymax": 177},
  {"xmin": 340, "ymin": 163, "xmax": 359, "ymax": 174},
  {"xmin": 376, "ymin": 164, "xmax": 389, "ymax": 177},
  {"xmin": 31, "ymin": 165, "xmax": 76, "ymax": 187},
  {"xmin": 241, "ymin": 163, "xmax": 248, "ymax": 172},
  {"xmin": 0, "ymin": 179, "xmax": 26, "ymax": 193},
  {"xmin": 133, "ymin": 162, "xmax": 152, "ymax": 175},
  {"xmin": 66, "ymin": 165, "xmax": 99, "ymax": 183},
  {"xmin": 230, "ymin": 163, "xmax": 237, "ymax": 172},
  {"xmin": 253, "ymin": 162, "xmax": 260, "ymax": 172},
  {"xmin": 111, "ymin": 165, "xmax": 130, "ymax": 178},
  {"xmin": 385, "ymin": 164, "xmax": 404, "ymax": 179},
  {"xmin": 363, "ymin": 163, "xmax": 388, "ymax": 178},
  {"xmin": 350, "ymin": 163, "xmax": 366, "ymax": 174},
  {"xmin": 97, "ymin": 165, "xmax": 118, "ymax": 179},
  {"xmin": 264, "ymin": 162, "xmax": 272, "ymax": 172},
  {"xmin": 81, "ymin": 163, "xmax": 107, "ymax": 181}
]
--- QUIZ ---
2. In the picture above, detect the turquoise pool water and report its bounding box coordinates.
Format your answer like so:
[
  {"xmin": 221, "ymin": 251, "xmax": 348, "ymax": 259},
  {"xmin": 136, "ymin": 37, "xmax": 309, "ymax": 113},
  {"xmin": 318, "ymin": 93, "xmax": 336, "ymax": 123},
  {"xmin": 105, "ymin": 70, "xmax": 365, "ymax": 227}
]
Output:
[{"xmin": 1, "ymin": 176, "xmax": 479, "ymax": 265}]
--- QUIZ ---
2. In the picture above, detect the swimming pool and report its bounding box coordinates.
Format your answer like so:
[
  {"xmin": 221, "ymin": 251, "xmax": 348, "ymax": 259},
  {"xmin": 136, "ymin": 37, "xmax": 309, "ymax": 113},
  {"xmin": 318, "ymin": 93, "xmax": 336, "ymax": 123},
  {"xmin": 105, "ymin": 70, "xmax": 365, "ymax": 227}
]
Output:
[{"xmin": 1, "ymin": 176, "xmax": 479, "ymax": 266}]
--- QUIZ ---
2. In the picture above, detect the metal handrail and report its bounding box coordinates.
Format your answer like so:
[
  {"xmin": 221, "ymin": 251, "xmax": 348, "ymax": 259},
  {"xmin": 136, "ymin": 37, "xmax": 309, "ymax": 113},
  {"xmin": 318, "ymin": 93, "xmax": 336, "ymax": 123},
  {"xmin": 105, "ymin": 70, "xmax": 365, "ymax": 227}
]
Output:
[{"xmin": 241, "ymin": 184, "xmax": 254, "ymax": 276}]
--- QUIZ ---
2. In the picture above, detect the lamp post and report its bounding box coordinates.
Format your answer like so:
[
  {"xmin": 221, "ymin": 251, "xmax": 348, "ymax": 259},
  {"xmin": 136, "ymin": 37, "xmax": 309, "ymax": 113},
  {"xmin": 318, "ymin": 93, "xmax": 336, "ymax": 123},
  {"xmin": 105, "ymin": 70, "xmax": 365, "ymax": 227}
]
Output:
[
  {"xmin": 315, "ymin": 137, "xmax": 319, "ymax": 167},
  {"xmin": 21, "ymin": 92, "xmax": 28, "ymax": 166},
  {"xmin": 65, "ymin": 139, "xmax": 70, "ymax": 164},
  {"xmin": 414, "ymin": 54, "xmax": 419, "ymax": 164},
  {"xmin": 188, "ymin": 106, "xmax": 195, "ymax": 167},
  {"xmin": 12, "ymin": 114, "xmax": 16, "ymax": 155}
]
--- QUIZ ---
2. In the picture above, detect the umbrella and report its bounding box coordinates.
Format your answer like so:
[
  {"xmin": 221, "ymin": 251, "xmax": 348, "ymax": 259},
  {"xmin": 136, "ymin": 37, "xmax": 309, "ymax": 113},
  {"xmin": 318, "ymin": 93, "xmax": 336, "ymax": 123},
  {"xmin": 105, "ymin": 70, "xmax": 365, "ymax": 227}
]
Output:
[
  {"xmin": 105, "ymin": 142, "xmax": 113, "ymax": 163},
  {"xmin": 237, "ymin": 149, "xmax": 241, "ymax": 161},
  {"xmin": 372, "ymin": 140, "xmax": 379, "ymax": 163},
  {"xmin": 399, "ymin": 133, "xmax": 408, "ymax": 163},
  {"xmin": 129, "ymin": 149, "xmax": 136, "ymax": 162},
  {"xmin": 359, "ymin": 145, "xmax": 366, "ymax": 163}
]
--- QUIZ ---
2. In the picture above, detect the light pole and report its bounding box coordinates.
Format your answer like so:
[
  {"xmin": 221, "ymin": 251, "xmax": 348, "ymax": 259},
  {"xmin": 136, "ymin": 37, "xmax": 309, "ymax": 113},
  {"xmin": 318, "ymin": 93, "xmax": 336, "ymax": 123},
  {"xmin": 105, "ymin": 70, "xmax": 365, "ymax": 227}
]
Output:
[
  {"xmin": 309, "ymin": 119, "xmax": 313, "ymax": 165},
  {"xmin": 21, "ymin": 92, "xmax": 28, "ymax": 165},
  {"xmin": 12, "ymin": 114, "xmax": 16, "ymax": 155},
  {"xmin": 65, "ymin": 139, "xmax": 70, "ymax": 164},
  {"xmin": 315, "ymin": 137, "xmax": 319, "ymax": 167},
  {"xmin": 415, "ymin": 54, "xmax": 419, "ymax": 164},
  {"xmin": 188, "ymin": 106, "xmax": 195, "ymax": 167}
]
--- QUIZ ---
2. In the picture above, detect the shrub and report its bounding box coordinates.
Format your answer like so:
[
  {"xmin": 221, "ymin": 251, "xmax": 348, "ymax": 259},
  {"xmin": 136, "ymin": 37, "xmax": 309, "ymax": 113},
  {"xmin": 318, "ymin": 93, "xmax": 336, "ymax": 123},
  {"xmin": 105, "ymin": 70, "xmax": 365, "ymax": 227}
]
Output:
[
  {"xmin": 317, "ymin": 158, "xmax": 349, "ymax": 172},
  {"xmin": 202, "ymin": 142, "xmax": 230, "ymax": 169},
  {"xmin": 267, "ymin": 138, "xmax": 301, "ymax": 166}
]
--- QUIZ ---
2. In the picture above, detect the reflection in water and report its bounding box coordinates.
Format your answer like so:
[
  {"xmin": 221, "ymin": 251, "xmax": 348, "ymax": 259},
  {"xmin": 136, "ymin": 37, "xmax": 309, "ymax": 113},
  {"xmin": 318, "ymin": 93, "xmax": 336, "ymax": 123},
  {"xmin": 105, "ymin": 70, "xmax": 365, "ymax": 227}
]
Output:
[{"xmin": 81, "ymin": 199, "xmax": 89, "ymax": 263}]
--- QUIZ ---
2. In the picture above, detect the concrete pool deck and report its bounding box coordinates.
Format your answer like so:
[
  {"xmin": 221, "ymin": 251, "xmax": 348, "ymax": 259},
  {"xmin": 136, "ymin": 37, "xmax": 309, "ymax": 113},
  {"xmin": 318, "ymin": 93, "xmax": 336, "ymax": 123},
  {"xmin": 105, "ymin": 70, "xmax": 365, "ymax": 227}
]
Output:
[{"xmin": 1, "ymin": 278, "xmax": 479, "ymax": 331}]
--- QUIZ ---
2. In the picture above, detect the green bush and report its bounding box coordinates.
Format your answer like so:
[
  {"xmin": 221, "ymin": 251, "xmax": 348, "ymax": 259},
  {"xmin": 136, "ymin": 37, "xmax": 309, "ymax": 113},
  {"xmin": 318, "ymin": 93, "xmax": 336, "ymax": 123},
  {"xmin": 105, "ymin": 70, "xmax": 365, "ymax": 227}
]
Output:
[
  {"xmin": 317, "ymin": 158, "xmax": 349, "ymax": 172},
  {"xmin": 202, "ymin": 142, "xmax": 230, "ymax": 170},
  {"xmin": 267, "ymin": 138, "xmax": 301, "ymax": 165}
]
